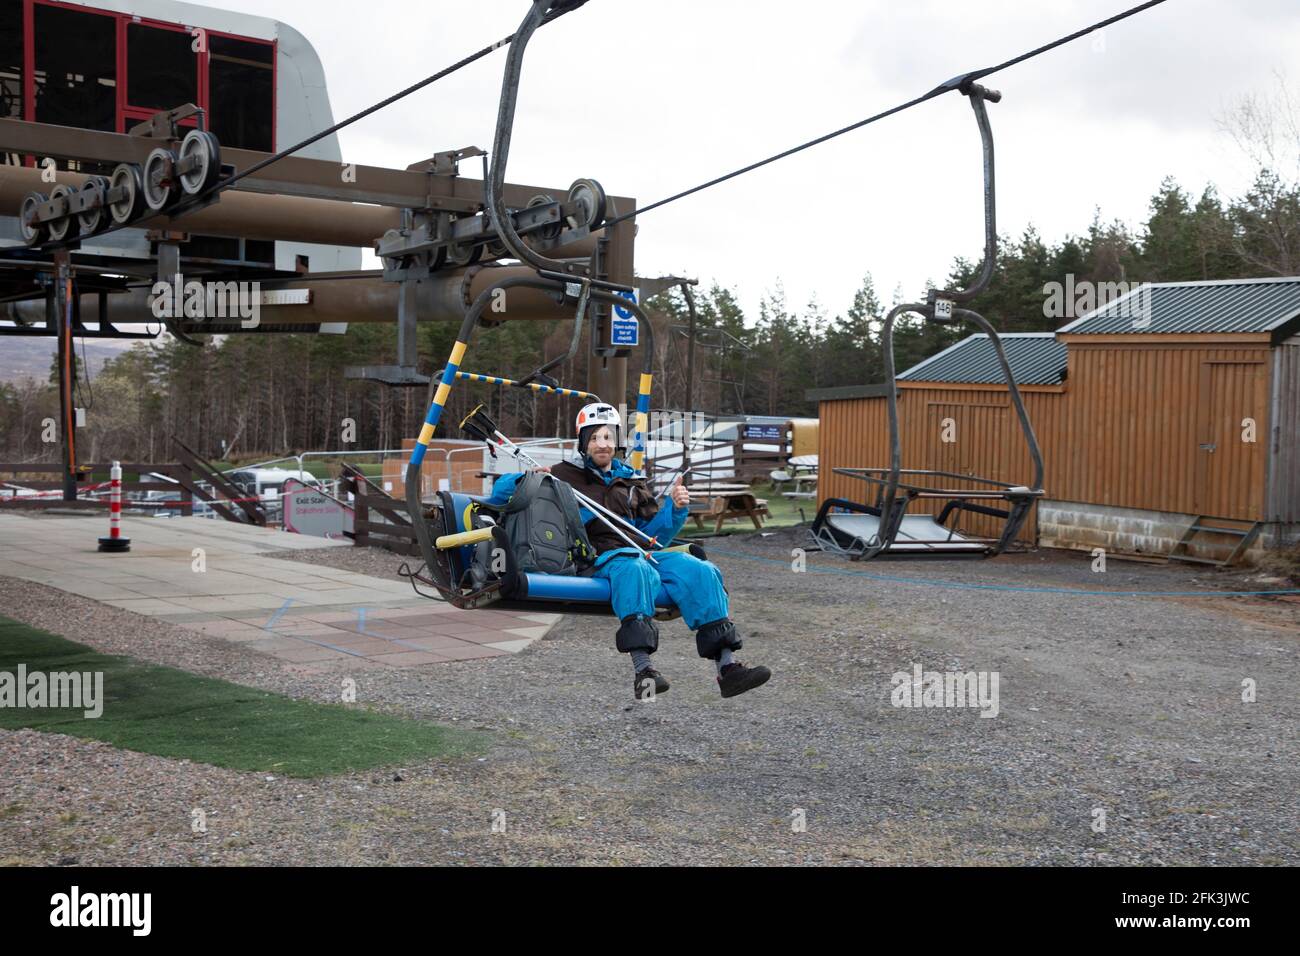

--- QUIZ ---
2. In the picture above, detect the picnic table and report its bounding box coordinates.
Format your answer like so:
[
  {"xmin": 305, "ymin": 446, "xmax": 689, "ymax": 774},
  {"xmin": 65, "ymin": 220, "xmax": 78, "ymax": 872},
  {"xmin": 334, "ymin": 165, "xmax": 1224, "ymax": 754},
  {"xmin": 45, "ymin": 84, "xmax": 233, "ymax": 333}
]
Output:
[
  {"xmin": 775, "ymin": 454, "xmax": 819, "ymax": 499},
  {"xmin": 684, "ymin": 483, "xmax": 770, "ymax": 533}
]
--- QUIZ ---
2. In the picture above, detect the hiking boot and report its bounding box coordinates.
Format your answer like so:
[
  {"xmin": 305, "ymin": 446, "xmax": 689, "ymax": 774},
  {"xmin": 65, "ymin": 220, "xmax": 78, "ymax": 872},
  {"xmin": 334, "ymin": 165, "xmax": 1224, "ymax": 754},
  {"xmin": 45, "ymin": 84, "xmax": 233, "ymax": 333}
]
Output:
[
  {"xmin": 717, "ymin": 661, "xmax": 771, "ymax": 698},
  {"xmin": 634, "ymin": 667, "xmax": 669, "ymax": 700}
]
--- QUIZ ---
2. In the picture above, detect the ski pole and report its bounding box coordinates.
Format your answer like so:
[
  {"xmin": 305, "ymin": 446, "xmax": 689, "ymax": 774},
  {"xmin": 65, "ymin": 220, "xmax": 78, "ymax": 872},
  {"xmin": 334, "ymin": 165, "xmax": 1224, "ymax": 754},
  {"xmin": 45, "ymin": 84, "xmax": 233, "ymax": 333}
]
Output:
[
  {"xmin": 493, "ymin": 432, "xmax": 659, "ymax": 542},
  {"xmin": 475, "ymin": 426, "xmax": 661, "ymax": 563},
  {"xmin": 461, "ymin": 405, "xmax": 666, "ymax": 554}
]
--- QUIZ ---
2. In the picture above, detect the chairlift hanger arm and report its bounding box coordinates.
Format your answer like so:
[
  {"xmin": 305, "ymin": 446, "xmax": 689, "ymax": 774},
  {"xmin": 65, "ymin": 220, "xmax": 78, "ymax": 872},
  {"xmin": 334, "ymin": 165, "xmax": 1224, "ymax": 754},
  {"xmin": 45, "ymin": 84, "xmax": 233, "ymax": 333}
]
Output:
[
  {"xmin": 831, "ymin": 84, "xmax": 1043, "ymax": 561},
  {"xmin": 935, "ymin": 82, "xmax": 1000, "ymax": 307},
  {"xmin": 485, "ymin": 1, "xmax": 608, "ymax": 283},
  {"xmin": 952, "ymin": 306, "xmax": 1045, "ymax": 492},
  {"xmin": 517, "ymin": 279, "xmax": 590, "ymax": 387}
]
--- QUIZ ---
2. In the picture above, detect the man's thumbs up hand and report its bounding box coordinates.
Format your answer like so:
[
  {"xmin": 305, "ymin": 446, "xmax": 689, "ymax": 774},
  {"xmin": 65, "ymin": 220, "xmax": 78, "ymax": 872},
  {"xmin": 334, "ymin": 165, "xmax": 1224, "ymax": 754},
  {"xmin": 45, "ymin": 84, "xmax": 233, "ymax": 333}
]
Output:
[{"xmin": 670, "ymin": 474, "xmax": 690, "ymax": 508}]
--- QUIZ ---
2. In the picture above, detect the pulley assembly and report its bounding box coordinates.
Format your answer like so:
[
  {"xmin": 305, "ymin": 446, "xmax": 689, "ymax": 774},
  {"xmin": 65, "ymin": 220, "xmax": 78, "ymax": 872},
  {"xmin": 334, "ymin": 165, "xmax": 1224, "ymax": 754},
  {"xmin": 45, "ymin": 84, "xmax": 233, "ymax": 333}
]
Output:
[
  {"xmin": 17, "ymin": 126, "xmax": 225, "ymax": 247},
  {"xmin": 374, "ymin": 173, "xmax": 609, "ymax": 282}
]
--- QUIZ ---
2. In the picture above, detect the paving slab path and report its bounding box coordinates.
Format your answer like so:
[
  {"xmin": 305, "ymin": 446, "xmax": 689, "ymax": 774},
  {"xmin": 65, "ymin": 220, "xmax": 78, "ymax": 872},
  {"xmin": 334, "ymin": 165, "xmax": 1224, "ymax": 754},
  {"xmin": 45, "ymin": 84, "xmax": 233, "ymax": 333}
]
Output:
[{"xmin": 0, "ymin": 513, "xmax": 558, "ymax": 669}]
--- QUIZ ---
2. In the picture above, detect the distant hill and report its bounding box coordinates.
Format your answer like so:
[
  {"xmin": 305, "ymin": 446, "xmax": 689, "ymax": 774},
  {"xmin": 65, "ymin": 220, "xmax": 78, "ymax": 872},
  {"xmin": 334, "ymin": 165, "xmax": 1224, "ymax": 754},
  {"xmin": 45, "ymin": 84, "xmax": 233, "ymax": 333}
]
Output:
[{"xmin": 0, "ymin": 336, "xmax": 140, "ymax": 385}]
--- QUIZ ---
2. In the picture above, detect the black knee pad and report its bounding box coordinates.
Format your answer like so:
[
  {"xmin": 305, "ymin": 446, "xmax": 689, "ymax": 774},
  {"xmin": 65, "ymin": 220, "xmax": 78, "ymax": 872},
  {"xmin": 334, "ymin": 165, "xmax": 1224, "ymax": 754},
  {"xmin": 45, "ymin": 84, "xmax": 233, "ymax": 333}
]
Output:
[
  {"xmin": 695, "ymin": 618, "xmax": 742, "ymax": 660},
  {"xmin": 616, "ymin": 614, "xmax": 659, "ymax": 654}
]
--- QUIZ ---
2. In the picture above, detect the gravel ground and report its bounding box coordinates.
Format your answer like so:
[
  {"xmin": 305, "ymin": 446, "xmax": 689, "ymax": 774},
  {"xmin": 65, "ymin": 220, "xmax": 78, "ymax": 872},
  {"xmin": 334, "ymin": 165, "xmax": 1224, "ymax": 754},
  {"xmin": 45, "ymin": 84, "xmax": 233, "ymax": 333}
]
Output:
[{"xmin": 1, "ymin": 528, "xmax": 1297, "ymax": 866}]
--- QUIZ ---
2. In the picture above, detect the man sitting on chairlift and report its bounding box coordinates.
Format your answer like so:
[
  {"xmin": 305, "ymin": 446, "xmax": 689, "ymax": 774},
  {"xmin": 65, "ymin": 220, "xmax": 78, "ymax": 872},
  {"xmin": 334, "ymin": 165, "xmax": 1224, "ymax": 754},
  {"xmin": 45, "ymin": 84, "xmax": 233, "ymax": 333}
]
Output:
[{"xmin": 484, "ymin": 403, "xmax": 772, "ymax": 701}]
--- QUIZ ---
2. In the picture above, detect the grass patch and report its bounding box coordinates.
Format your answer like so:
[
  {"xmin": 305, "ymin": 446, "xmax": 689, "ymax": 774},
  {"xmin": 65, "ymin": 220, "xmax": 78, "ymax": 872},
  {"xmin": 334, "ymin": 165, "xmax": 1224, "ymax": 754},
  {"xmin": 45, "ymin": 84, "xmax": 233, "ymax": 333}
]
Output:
[
  {"xmin": 311, "ymin": 459, "xmax": 384, "ymax": 479},
  {"xmin": 344, "ymin": 461, "xmax": 384, "ymax": 478},
  {"xmin": 0, "ymin": 616, "xmax": 484, "ymax": 777}
]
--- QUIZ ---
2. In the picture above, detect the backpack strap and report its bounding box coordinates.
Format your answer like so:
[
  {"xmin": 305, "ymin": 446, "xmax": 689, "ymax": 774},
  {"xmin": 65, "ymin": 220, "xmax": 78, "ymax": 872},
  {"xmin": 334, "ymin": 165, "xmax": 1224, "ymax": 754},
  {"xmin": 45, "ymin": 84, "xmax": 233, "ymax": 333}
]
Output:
[
  {"xmin": 551, "ymin": 477, "xmax": 597, "ymax": 568},
  {"xmin": 502, "ymin": 470, "xmax": 545, "ymax": 514},
  {"xmin": 490, "ymin": 525, "xmax": 522, "ymax": 597}
]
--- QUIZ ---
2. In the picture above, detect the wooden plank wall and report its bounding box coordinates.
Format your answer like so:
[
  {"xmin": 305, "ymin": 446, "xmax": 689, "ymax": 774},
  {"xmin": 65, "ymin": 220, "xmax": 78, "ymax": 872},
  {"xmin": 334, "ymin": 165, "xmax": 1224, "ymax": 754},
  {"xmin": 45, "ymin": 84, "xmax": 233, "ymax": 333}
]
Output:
[
  {"xmin": 818, "ymin": 387, "xmax": 1061, "ymax": 541},
  {"xmin": 818, "ymin": 342, "xmax": 1278, "ymax": 541},
  {"xmin": 1063, "ymin": 343, "xmax": 1270, "ymax": 521}
]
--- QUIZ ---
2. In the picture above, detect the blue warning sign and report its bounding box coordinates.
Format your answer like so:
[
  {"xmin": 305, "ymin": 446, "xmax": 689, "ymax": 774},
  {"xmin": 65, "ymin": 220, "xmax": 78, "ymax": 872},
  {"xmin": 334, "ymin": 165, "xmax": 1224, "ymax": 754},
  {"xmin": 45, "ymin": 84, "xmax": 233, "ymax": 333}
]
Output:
[
  {"xmin": 611, "ymin": 315, "xmax": 638, "ymax": 347},
  {"xmin": 614, "ymin": 289, "xmax": 636, "ymax": 319}
]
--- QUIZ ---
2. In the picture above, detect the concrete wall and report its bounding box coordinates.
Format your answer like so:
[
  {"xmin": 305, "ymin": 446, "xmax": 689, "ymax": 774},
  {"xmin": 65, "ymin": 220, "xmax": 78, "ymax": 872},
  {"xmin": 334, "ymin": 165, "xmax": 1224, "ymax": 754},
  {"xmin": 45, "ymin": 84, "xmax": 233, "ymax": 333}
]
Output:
[
  {"xmin": 1039, "ymin": 498, "xmax": 1296, "ymax": 562},
  {"xmin": 1039, "ymin": 500, "xmax": 1195, "ymax": 557}
]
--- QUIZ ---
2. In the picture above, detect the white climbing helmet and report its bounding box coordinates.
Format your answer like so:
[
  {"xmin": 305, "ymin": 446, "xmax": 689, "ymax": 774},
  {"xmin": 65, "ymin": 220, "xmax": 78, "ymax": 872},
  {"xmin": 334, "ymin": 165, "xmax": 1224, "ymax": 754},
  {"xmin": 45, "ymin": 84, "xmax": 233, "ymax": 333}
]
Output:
[{"xmin": 575, "ymin": 402, "xmax": 622, "ymax": 451}]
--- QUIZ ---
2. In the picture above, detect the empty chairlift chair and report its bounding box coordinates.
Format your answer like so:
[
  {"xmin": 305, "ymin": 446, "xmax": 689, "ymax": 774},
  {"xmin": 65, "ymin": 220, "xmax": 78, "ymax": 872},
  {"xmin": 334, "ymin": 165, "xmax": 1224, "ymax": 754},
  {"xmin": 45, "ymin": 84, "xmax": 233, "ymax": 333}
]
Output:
[{"xmin": 810, "ymin": 79, "xmax": 1045, "ymax": 560}]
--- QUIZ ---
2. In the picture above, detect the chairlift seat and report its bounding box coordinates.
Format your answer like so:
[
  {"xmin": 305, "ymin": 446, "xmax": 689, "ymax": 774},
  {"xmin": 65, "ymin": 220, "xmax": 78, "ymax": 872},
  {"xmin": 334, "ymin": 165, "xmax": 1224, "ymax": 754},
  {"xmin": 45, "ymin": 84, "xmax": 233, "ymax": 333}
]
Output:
[
  {"xmin": 810, "ymin": 476, "xmax": 1041, "ymax": 559},
  {"xmin": 819, "ymin": 512, "xmax": 987, "ymax": 554},
  {"xmin": 423, "ymin": 490, "xmax": 683, "ymax": 618}
]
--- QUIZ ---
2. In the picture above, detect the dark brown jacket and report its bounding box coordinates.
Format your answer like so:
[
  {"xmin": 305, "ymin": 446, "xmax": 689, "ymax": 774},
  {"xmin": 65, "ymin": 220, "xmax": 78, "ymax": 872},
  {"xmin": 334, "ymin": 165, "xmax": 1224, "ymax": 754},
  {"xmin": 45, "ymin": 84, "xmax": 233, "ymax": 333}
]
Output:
[{"xmin": 551, "ymin": 458, "xmax": 659, "ymax": 555}]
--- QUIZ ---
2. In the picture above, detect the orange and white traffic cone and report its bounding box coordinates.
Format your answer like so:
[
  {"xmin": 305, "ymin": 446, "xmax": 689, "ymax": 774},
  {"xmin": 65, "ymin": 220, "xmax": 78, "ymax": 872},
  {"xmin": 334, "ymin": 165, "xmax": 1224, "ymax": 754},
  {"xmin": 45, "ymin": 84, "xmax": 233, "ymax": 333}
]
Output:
[{"xmin": 97, "ymin": 460, "xmax": 131, "ymax": 553}]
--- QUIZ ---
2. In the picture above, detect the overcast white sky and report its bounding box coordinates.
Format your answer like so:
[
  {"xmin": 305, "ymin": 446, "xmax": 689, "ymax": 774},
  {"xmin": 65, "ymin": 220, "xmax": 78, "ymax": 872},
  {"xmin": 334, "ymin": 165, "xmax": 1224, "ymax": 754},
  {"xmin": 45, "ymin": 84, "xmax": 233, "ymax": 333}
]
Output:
[{"xmin": 226, "ymin": 0, "xmax": 1298, "ymax": 322}]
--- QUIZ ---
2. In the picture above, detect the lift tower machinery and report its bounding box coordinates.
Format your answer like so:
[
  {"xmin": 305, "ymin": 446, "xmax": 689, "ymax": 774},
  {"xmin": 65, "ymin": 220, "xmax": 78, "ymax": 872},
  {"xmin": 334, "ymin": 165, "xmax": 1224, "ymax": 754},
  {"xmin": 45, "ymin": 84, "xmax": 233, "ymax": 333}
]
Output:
[{"xmin": 0, "ymin": 0, "xmax": 637, "ymax": 500}]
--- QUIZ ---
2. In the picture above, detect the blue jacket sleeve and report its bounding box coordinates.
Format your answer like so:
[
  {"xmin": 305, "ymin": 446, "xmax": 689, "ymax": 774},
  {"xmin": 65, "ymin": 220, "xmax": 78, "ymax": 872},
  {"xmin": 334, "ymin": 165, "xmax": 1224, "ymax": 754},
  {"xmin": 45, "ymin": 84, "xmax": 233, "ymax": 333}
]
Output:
[
  {"xmin": 638, "ymin": 498, "xmax": 690, "ymax": 543},
  {"xmin": 483, "ymin": 471, "xmax": 522, "ymax": 508}
]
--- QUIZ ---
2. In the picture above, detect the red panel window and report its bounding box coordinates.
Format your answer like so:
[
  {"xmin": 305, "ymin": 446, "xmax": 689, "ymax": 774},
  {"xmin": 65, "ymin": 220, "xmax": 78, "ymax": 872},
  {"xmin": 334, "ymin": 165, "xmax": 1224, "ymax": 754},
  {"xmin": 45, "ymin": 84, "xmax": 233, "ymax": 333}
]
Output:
[{"xmin": 19, "ymin": 0, "xmax": 276, "ymax": 153}]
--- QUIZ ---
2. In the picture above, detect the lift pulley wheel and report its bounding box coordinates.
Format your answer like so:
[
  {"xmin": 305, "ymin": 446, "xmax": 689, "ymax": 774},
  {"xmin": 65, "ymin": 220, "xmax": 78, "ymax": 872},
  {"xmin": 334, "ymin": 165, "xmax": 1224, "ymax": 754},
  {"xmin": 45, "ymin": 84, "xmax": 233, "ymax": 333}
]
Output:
[
  {"xmin": 46, "ymin": 184, "xmax": 79, "ymax": 243},
  {"xmin": 446, "ymin": 241, "xmax": 483, "ymax": 267},
  {"xmin": 142, "ymin": 148, "xmax": 178, "ymax": 212},
  {"xmin": 76, "ymin": 176, "xmax": 112, "ymax": 236},
  {"xmin": 528, "ymin": 194, "xmax": 563, "ymax": 241},
  {"xmin": 178, "ymin": 129, "xmax": 222, "ymax": 195},
  {"xmin": 108, "ymin": 163, "xmax": 147, "ymax": 226},
  {"xmin": 566, "ymin": 178, "xmax": 607, "ymax": 230},
  {"xmin": 378, "ymin": 228, "xmax": 403, "ymax": 273},
  {"xmin": 18, "ymin": 192, "xmax": 48, "ymax": 246}
]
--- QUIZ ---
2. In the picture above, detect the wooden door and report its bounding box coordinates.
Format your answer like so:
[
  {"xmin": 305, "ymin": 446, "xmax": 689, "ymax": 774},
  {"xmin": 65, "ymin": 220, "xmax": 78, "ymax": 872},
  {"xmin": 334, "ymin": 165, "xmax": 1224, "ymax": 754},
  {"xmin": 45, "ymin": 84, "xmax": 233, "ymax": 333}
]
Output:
[{"xmin": 1194, "ymin": 362, "xmax": 1268, "ymax": 519}]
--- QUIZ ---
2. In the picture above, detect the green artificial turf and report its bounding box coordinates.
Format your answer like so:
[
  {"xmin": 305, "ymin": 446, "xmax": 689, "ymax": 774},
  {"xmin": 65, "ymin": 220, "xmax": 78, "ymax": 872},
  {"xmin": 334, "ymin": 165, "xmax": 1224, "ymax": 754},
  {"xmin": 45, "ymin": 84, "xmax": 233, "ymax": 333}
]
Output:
[{"xmin": 0, "ymin": 616, "xmax": 483, "ymax": 777}]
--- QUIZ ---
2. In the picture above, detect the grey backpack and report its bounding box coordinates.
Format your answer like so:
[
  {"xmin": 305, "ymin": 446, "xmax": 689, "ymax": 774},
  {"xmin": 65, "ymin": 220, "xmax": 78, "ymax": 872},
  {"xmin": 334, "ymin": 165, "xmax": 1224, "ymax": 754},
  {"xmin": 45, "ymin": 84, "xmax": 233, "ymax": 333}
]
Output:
[{"xmin": 500, "ymin": 471, "xmax": 595, "ymax": 575}]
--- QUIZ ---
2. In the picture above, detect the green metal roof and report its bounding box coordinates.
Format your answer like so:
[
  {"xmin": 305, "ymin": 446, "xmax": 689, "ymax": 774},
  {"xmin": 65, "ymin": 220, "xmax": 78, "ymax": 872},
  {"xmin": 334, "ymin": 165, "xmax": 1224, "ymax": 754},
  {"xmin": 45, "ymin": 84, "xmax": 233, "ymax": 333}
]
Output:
[
  {"xmin": 898, "ymin": 333, "xmax": 1066, "ymax": 385},
  {"xmin": 1058, "ymin": 277, "xmax": 1300, "ymax": 336}
]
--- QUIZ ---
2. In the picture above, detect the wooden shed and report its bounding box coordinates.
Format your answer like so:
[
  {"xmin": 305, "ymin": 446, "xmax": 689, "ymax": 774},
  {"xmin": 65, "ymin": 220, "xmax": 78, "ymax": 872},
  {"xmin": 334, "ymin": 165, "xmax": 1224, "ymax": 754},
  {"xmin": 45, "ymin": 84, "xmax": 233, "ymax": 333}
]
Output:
[{"xmin": 809, "ymin": 277, "xmax": 1300, "ymax": 561}]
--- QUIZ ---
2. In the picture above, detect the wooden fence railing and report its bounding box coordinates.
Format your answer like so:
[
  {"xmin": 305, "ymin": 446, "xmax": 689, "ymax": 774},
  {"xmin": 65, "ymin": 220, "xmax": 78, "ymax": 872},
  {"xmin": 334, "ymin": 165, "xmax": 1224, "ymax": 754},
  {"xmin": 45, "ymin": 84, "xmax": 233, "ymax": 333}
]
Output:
[
  {"xmin": 339, "ymin": 464, "xmax": 420, "ymax": 556},
  {"xmin": 648, "ymin": 439, "xmax": 791, "ymax": 488},
  {"xmin": 170, "ymin": 438, "xmax": 266, "ymax": 526}
]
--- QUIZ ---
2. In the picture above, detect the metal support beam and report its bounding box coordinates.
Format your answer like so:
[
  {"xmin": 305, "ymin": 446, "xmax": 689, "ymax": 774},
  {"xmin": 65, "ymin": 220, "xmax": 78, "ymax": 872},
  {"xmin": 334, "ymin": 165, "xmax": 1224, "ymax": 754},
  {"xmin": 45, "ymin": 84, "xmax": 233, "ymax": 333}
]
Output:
[
  {"xmin": 0, "ymin": 118, "xmax": 634, "ymax": 215},
  {"xmin": 50, "ymin": 250, "xmax": 76, "ymax": 501},
  {"xmin": 398, "ymin": 280, "xmax": 419, "ymax": 369},
  {"xmin": 684, "ymin": 282, "xmax": 698, "ymax": 412},
  {"xmin": 1, "ymin": 115, "xmax": 641, "ymax": 399},
  {"xmin": 587, "ymin": 217, "xmax": 638, "ymax": 405},
  {"xmin": 343, "ymin": 277, "xmax": 431, "ymax": 386}
]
